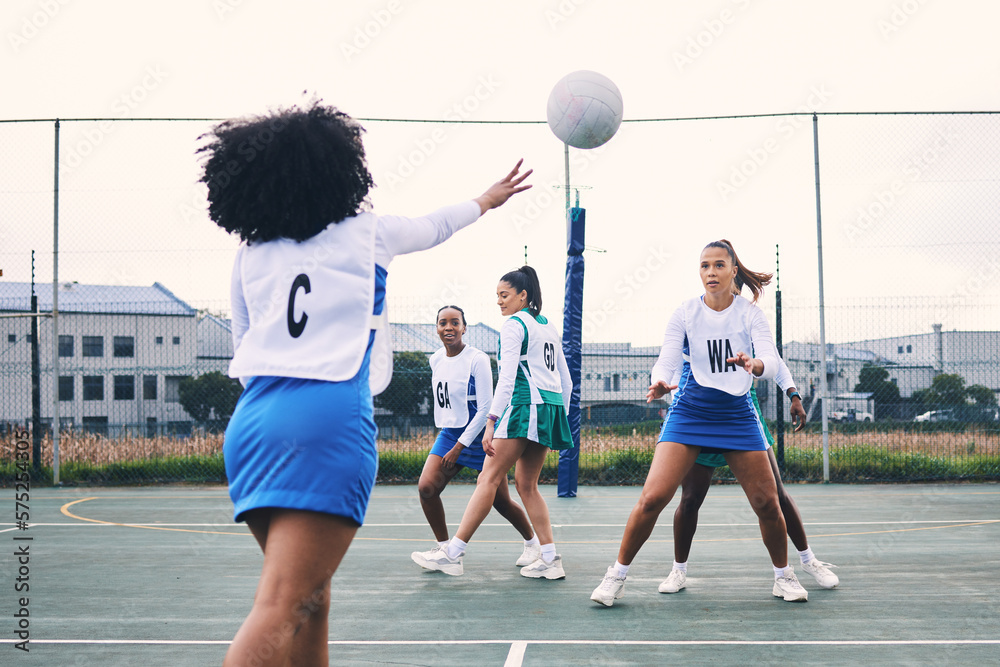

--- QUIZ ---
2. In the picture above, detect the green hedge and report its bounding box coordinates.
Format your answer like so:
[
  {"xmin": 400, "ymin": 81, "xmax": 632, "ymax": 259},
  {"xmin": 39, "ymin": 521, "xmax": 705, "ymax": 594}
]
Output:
[{"xmin": 2, "ymin": 446, "xmax": 997, "ymax": 487}]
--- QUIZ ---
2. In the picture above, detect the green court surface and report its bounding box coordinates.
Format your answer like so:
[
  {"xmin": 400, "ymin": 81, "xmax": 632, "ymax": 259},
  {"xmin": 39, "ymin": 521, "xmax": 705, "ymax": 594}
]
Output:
[{"xmin": 2, "ymin": 482, "xmax": 999, "ymax": 665}]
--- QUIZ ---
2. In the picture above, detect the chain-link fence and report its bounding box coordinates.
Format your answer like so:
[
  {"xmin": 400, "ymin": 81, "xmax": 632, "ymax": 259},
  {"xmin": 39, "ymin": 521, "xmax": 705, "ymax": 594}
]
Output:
[{"xmin": 2, "ymin": 113, "xmax": 998, "ymax": 486}]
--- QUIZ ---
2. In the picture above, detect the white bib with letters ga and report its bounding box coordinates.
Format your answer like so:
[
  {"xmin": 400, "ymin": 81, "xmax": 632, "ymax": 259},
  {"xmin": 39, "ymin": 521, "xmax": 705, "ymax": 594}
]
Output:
[
  {"xmin": 429, "ymin": 346, "xmax": 484, "ymax": 428},
  {"xmin": 510, "ymin": 311, "xmax": 563, "ymax": 399},
  {"xmin": 228, "ymin": 212, "xmax": 392, "ymax": 393},
  {"xmin": 681, "ymin": 296, "xmax": 755, "ymax": 396}
]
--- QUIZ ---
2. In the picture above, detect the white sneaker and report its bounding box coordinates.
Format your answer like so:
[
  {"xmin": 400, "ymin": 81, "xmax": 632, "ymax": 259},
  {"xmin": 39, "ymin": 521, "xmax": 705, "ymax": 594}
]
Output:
[
  {"xmin": 411, "ymin": 546, "xmax": 463, "ymax": 576},
  {"xmin": 801, "ymin": 559, "xmax": 839, "ymax": 589},
  {"xmin": 520, "ymin": 555, "xmax": 566, "ymax": 580},
  {"xmin": 658, "ymin": 568, "xmax": 687, "ymax": 593},
  {"xmin": 590, "ymin": 566, "xmax": 626, "ymax": 606},
  {"xmin": 772, "ymin": 570, "xmax": 808, "ymax": 602},
  {"xmin": 516, "ymin": 542, "xmax": 542, "ymax": 567}
]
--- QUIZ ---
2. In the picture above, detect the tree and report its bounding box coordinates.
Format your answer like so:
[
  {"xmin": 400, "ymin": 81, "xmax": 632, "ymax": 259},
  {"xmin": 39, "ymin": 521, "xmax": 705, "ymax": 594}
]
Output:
[
  {"xmin": 853, "ymin": 363, "xmax": 900, "ymax": 414},
  {"xmin": 374, "ymin": 351, "xmax": 432, "ymax": 417},
  {"xmin": 928, "ymin": 373, "xmax": 967, "ymax": 406},
  {"xmin": 966, "ymin": 384, "xmax": 998, "ymax": 407},
  {"xmin": 178, "ymin": 372, "xmax": 244, "ymax": 424}
]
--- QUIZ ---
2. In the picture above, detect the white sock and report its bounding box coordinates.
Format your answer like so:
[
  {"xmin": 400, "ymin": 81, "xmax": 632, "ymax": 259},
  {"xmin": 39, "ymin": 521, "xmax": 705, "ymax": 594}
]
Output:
[
  {"xmin": 773, "ymin": 565, "xmax": 792, "ymax": 579},
  {"xmin": 446, "ymin": 537, "xmax": 467, "ymax": 559},
  {"xmin": 437, "ymin": 540, "xmax": 449, "ymax": 548},
  {"xmin": 540, "ymin": 543, "xmax": 556, "ymax": 563},
  {"xmin": 524, "ymin": 534, "xmax": 540, "ymax": 547},
  {"xmin": 798, "ymin": 547, "xmax": 815, "ymax": 564},
  {"xmin": 673, "ymin": 560, "xmax": 688, "ymax": 573},
  {"xmin": 614, "ymin": 561, "xmax": 630, "ymax": 578}
]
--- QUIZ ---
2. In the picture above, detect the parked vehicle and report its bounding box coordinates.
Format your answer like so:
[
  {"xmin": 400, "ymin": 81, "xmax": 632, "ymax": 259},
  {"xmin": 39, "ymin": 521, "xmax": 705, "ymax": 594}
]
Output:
[
  {"xmin": 914, "ymin": 409, "xmax": 955, "ymax": 423},
  {"xmin": 830, "ymin": 407, "xmax": 873, "ymax": 423}
]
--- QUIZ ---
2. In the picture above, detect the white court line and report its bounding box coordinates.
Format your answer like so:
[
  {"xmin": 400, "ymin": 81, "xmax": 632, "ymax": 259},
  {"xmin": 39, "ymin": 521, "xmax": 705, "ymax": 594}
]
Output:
[
  {"xmin": 505, "ymin": 640, "xmax": 527, "ymax": 667},
  {"xmin": 1, "ymin": 639, "xmax": 998, "ymax": 647}
]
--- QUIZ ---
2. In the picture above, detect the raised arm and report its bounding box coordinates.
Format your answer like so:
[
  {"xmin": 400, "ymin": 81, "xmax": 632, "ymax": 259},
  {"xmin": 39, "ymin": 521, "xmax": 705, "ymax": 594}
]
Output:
[{"xmin": 377, "ymin": 160, "xmax": 532, "ymax": 263}]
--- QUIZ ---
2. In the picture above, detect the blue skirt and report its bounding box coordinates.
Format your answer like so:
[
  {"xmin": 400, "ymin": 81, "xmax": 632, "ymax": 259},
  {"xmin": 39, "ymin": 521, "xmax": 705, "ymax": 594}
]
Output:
[
  {"xmin": 224, "ymin": 374, "xmax": 378, "ymax": 526},
  {"xmin": 429, "ymin": 427, "xmax": 487, "ymax": 471},
  {"xmin": 658, "ymin": 375, "xmax": 768, "ymax": 451}
]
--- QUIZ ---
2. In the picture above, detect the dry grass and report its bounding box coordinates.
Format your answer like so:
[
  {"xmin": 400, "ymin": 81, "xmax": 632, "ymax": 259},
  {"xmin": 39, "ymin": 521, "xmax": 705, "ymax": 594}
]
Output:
[
  {"xmin": 582, "ymin": 430, "xmax": 999, "ymax": 456},
  {"xmin": 3, "ymin": 428, "xmax": 997, "ymax": 466}
]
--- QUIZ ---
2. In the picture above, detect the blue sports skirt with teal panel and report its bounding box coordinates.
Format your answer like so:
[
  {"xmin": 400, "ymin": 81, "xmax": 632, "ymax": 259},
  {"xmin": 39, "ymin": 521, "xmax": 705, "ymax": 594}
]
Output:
[
  {"xmin": 224, "ymin": 373, "xmax": 378, "ymax": 526},
  {"xmin": 659, "ymin": 367, "xmax": 768, "ymax": 452}
]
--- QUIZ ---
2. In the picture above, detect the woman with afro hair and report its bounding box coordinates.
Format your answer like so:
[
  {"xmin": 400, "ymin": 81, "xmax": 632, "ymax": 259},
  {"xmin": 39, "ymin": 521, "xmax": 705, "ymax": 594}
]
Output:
[{"xmin": 199, "ymin": 99, "xmax": 531, "ymax": 667}]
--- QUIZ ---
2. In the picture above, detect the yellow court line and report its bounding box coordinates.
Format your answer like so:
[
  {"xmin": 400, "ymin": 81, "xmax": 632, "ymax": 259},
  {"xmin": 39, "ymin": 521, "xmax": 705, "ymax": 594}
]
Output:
[
  {"xmin": 60, "ymin": 498, "xmax": 248, "ymax": 537},
  {"xmin": 58, "ymin": 496, "xmax": 1000, "ymax": 541}
]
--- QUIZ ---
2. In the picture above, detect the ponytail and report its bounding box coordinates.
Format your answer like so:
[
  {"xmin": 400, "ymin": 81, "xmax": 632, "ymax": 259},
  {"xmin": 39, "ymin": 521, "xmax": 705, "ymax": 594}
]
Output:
[
  {"xmin": 499, "ymin": 265, "xmax": 543, "ymax": 317},
  {"xmin": 704, "ymin": 239, "xmax": 772, "ymax": 303}
]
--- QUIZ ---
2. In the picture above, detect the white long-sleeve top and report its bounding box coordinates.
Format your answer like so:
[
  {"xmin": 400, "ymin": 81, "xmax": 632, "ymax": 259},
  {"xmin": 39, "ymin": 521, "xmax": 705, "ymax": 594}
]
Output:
[{"xmin": 651, "ymin": 295, "xmax": 778, "ymax": 396}]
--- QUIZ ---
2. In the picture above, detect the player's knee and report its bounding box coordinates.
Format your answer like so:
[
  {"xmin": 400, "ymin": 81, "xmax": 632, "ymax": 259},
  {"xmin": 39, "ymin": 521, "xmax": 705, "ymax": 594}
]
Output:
[
  {"xmin": 676, "ymin": 495, "xmax": 700, "ymax": 518},
  {"xmin": 637, "ymin": 491, "xmax": 670, "ymax": 515},
  {"xmin": 751, "ymin": 493, "xmax": 782, "ymax": 520},
  {"xmin": 417, "ymin": 479, "xmax": 441, "ymax": 499}
]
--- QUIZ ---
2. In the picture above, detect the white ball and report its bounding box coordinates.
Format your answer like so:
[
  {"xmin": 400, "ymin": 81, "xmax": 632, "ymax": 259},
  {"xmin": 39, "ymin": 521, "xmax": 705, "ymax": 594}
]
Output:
[{"xmin": 546, "ymin": 70, "xmax": 623, "ymax": 149}]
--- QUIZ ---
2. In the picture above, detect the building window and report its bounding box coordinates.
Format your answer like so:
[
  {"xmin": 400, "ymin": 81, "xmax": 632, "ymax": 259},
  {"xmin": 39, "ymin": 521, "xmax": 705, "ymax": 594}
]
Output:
[
  {"xmin": 113, "ymin": 336, "xmax": 135, "ymax": 358},
  {"xmin": 7, "ymin": 334, "xmax": 15, "ymax": 343},
  {"xmin": 165, "ymin": 376, "xmax": 188, "ymax": 403},
  {"xmin": 82, "ymin": 375, "xmax": 104, "ymax": 401},
  {"xmin": 114, "ymin": 375, "xmax": 135, "ymax": 400},
  {"xmin": 26, "ymin": 334, "xmax": 34, "ymax": 343},
  {"xmin": 603, "ymin": 376, "xmax": 611, "ymax": 392},
  {"xmin": 59, "ymin": 335, "xmax": 74, "ymax": 357},
  {"xmin": 155, "ymin": 336, "xmax": 163, "ymax": 345},
  {"xmin": 897, "ymin": 345, "xmax": 904, "ymax": 354},
  {"xmin": 59, "ymin": 376, "xmax": 74, "ymax": 401},
  {"xmin": 172, "ymin": 336, "xmax": 181, "ymax": 345},
  {"xmin": 81, "ymin": 416, "xmax": 108, "ymax": 436},
  {"xmin": 83, "ymin": 336, "xmax": 104, "ymax": 357},
  {"xmin": 906, "ymin": 345, "xmax": 912, "ymax": 353},
  {"xmin": 143, "ymin": 375, "xmax": 158, "ymax": 400},
  {"xmin": 891, "ymin": 378, "xmax": 898, "ymax": 385},
  {"xmin": 613, "ymin": 374, "xmax": 621, "ymax": 391},
  {"xmin": 146, "ymin": 417, "xmax": 158, "ymax": 438}
]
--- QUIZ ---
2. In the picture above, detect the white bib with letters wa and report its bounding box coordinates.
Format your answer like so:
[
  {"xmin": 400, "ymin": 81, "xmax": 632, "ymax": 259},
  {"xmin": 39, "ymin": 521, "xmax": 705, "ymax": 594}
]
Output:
[
  {"xmin": 510, "ymin": 311, "xmax": 563, "ymax": 399},
  {"xmin": 429, "ymin": 346, "xmax": 481, "ymax": 428},
  {"xmin": 681, "ymin": 296, "xmax": 755, "ymax": 396},
  {"xmin": 228, "ymin": 213, "xmax": 384, "ymax": 385}
]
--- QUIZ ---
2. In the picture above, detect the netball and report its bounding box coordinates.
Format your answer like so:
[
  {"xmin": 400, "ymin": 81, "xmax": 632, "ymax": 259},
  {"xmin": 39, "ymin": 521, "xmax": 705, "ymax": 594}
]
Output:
[{"xmin": 546, "ymin": 70, "xmax": 624, "ymax": 149}]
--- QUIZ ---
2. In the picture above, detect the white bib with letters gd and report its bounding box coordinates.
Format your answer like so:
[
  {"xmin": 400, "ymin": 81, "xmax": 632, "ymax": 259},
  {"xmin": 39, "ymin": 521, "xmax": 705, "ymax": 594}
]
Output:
[
  {"xmin": 510, "ymin": 311, "xmax": 563, "ymax": 400},
  {"xmin": 681, "ymin": 296, "xmax": 755, "ymax": 396},
  {"xmin": 429, "ymin": 346, "xmax": 484, "ymax": 428}
]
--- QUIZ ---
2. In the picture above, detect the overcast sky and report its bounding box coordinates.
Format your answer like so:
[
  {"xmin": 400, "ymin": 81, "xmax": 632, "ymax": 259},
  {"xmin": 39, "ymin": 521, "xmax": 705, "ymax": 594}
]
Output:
[{"xmin": 3, "ymin": 0, "xmax": 998, "ymax": 346}]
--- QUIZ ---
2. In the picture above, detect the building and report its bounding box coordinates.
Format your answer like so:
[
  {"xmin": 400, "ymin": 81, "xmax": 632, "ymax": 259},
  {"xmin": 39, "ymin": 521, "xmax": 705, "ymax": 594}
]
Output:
[{"xmin": 0, "ymin": 282, "xmax": 212, "ymax": 436}]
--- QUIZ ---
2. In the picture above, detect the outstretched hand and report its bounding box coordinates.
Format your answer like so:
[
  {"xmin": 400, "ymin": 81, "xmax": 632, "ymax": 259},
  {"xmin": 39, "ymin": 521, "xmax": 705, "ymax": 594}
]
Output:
[
  {"xmin": 475, "ymin": 159, "xmax": 533, "ymax": 214},
  {"xmin": 646, "ymin": 380, "xmax": 677, "ymax": 403},
  {"xmin": 727, "ymin": 351, "xmax": 761, "ymax": 376}
]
